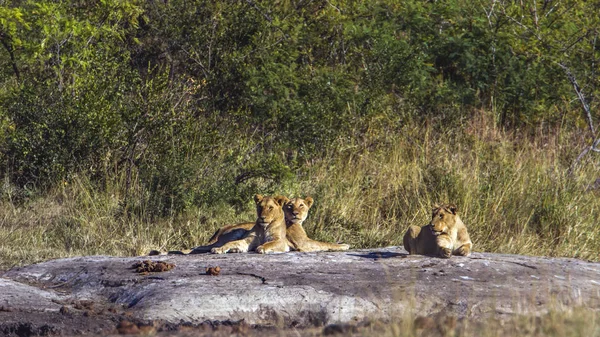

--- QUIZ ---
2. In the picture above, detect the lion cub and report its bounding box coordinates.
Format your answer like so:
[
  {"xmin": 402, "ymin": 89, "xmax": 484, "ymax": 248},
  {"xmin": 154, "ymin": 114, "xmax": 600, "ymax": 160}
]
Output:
[
  {"xmin": 403, "ymin": 204, "xmax": 472, "ymax": 258},
  {"xmin": 284, "ymin": 197, "xmax": 350, "ymax": 252},
  {"xmin": 189, "ymin": 196, "xmax": 349, "ymax": 253},
  {"xmin": 210, "ymin": 194, "xmax": 289, "ymax": 254}
]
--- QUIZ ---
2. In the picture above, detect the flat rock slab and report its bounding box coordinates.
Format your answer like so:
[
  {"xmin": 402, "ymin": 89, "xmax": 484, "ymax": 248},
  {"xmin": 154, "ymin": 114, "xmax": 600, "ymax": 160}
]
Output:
[{"xmin": 1, "ymin": 247, "xmax": 600, "ymax": 334}]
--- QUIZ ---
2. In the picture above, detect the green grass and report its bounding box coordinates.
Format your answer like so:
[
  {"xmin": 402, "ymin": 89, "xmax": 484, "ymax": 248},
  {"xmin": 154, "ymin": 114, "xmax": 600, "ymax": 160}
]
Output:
[{"xmin": 1, "ymin": 114, "xmax": 599, "ymax": 270}]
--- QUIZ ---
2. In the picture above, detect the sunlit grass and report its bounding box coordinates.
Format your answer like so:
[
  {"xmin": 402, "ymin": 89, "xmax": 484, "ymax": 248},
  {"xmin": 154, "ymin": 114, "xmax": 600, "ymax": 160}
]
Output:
[
  {"xmin": 1, "ymin": 114, "xmax": 599, "ymax": 269},
  {"xmin": 297, "ymin": 117, "xmax": 599, "ymax": 262}
]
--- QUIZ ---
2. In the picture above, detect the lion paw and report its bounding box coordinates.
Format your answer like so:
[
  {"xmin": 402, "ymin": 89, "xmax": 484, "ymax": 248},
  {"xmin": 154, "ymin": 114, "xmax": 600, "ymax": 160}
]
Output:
[
  {"xmin": 455, "ymin": 246, "xmax": 471, "ymax": 257},
  {"xmin": 211, "ymin": 248, "xmax": 224, "ymax": 254},
  {"xmin": 440, "ymin": 247, "xmax": 452, "ymax": 258},
  {"xmin": 256, "ymin": 246, "xmax": 268, "ymax": 254}
]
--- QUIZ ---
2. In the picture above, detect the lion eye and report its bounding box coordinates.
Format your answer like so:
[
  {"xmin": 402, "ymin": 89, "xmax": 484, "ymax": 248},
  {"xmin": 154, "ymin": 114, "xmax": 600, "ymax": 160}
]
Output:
[
  {"xmin": 439, "ymin": 214, "xmax": 444, "ymax": 219},
  {"xmin": 299, "ymin": 205, "xmax": 304, "ymax": 208}
]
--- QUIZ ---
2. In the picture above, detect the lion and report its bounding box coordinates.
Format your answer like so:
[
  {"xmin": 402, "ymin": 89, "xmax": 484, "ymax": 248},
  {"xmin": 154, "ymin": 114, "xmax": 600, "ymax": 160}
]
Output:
[
  {"xmin": 210, "ymin": 194, "xmax": 290, "ymax": 254},
  {"xmin": 185, "ymin": 196, "xmax": 349, "ymax": 254},
  {"xmin": 403, "ymin": 203, "xmax": 472, "ymax": 258},
  {"xmin": 186, "ymin": 222, "xmax": 254, "ymax": 254},
  {"xmin": 284, "ymin": 197, "xmax": 350, "ymax": 252},
  {"xmin": 148, "ymin": 222, "xmax": 255, "ymax": 255}
]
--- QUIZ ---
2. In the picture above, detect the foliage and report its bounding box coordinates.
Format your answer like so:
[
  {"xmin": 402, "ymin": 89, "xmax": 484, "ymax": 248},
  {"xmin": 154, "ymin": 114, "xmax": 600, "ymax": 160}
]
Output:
[{"xmin": 1, "ymin": 0, "xmax": 600, "ymax": 260}]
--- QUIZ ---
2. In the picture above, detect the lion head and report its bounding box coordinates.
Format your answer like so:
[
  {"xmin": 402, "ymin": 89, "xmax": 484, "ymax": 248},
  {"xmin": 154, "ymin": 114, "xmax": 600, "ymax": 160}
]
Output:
[
  {"xmin": 429, "ymin": 204, "xmax": 458, "ymax": 236},
  {"xmin": 284, "ymin": 197, "xmax": 314, "ymax": 225},
  {"xmin": 254, "ymin": 194, "xmax": 289, "ymax": 226}
]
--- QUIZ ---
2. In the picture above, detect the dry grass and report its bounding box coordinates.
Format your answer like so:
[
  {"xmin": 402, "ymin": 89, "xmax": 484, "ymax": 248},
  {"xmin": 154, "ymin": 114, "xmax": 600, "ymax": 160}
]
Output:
[
  {"xmin": 299, "ymin": 114, "xmax": 600, "ymax": 261},
  {"xmin": 368, "ymin": 307, "xmax": 600, "ymax": 337},
  {"xmin": 96, "ymin": 307, "xmax": 600, "ymax": 336},
  {"xmin": 1, "ymin": 114, "xmax": 600, "ymax": 269},
  {"xmin": 1, "ymin": 112, "xmax": 599, "ymax": 337}
]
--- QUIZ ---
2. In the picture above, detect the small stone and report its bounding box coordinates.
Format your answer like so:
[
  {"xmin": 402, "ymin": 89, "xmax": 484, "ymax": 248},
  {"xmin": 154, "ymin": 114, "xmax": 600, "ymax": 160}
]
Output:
[
  {"xmin": 59, "ymin": 306, "xmax": 69, "ymax": 315},
  {"xmin": 206, "ymin": 266, "xmax": 221, "ymax": 276},
  {"xmin": 116, "ymin": 320, "xmax": 139, "ymax": 335}
]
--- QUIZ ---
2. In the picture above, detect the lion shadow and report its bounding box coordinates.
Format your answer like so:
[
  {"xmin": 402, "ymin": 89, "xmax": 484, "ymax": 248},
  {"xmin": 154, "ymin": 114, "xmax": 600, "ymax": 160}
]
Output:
[{"xmin": 347, "ymin": 251, "xmax": 408, "ymax": 260}]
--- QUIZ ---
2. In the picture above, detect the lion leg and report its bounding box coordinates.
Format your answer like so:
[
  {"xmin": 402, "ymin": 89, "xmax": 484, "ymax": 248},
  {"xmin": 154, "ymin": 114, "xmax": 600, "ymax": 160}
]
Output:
[
  {"xmin": 454, "ymin": 227, "xmax": 472, "ymax": 256},
  {"xmin": 167, "ymin": 249, "xmax": 193, "ymax": 255},
  {"xmin": 453, "ymin": 242, "xmax": 472, "ymax": 257},
  {"xmin": 188, "ymin": 245, "xmax": 215, "ymax": 254},
  {"xmin": 205, "ymin": 226, "xmax": 228, "ymax": 245},
  {"xmin": 296, "ymin": 239, "xmax": 350, "ymax": 252},
  {"xmin": 191, "ymin": 226, "xmax": 232, "ymax": 253},
  {"xmin": 211, "ymin": 235, "xmax": 256, "ymax": 254},
  {"xmin": 403, "ymin": 225, "xmax": 421, "ymax": 254},
  {"xmin": 148, "ymin": 249, "xmax": 192, "ymax": 256},
  {"xmin": 191, "ymin": 223, "xmax": 255, "ymax": 254},
  {"xmin": 436, "ymin": 234, "xmax": 454, "ymax": 258},
  {"xmin": 256, "ymin": 239, "xmax": 289, "ymax": 254}
]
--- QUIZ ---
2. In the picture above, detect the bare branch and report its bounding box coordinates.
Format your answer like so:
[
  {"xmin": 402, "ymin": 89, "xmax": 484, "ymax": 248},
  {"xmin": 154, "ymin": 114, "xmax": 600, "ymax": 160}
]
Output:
[
  {"xmin": 245, "ymin": 0, "xmax": 272, "ymax": 22},
  {"xmin": 557, "ymin": 62, "xmax": 594, "ymax": 136},
  {"xmin": 482, "ymin": 0, "xmax": 497, "ymax": 28},
  {"xmin": 532, "ymin": 0, "xmax": 539, "ymax": 30}
]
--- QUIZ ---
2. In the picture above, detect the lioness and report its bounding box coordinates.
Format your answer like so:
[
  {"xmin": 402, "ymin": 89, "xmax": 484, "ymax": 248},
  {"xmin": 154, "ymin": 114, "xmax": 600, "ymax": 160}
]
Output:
[
  {"xmin": 210, "ymin": 194, "xmax": 289, "ymax": 254},
  {"xmin": 403, "ymin": 204, "xmax": 472, "ymax": 258},
  {"xmin": 189, "ymin": 196, "xmax": 349, "ymax": 253},
  {"xmin": 284, "ymin": 197, "xmax": 350, "ymax": 252},
  {"xmin": 187, "ymin": 222, "xmax": 254, "ymax": 254}
]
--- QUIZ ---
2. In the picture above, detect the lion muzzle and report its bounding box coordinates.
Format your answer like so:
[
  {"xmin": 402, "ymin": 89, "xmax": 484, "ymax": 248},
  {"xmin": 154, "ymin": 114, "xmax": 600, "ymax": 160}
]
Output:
[
  {"xmin": 288, "ymin": 217, "xmax": 302, "ymax": 224},
  {"xmin": 430, "ymin": 225, "xmax": 443, "ymax": 236}
]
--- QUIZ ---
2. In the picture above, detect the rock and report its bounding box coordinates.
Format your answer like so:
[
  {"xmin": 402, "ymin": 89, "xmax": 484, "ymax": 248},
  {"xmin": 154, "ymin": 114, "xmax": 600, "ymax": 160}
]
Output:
[
  {"xmin": 1, "ymin": 247, "xmax": 599, "ymax": 335},
  {"xmin": 0, "ymin": 278, "xmax": 62, "ymax": 312}
]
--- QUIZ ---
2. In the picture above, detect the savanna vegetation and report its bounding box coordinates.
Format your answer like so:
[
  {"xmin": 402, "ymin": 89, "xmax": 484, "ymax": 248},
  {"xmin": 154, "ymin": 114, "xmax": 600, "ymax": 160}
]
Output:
[{"xmin": 1, "ymin": 0, "xmax": 600, "ymax": 269}]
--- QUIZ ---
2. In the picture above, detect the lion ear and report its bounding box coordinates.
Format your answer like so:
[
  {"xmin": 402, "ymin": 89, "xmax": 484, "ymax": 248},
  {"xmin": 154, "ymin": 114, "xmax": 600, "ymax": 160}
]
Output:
[
  {"xmin": 448, "ymin": 204, "xmax": 458, "ymax": 214},
  {"xmin": 254, "ymin": 194, "xmax": 264, "ymax": 204},
  {"xmin": 305, "ymin": 197, "xmax": 314, "ymax": 208},
  {"xmin": 274, "ymin": 195, "xmax": 289, "ymax": 206}
]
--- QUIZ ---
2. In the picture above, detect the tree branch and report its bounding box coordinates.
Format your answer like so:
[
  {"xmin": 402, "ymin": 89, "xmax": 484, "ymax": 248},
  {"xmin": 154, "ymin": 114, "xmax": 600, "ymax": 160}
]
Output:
[
  {"xmin": 558, "ymin": 61, "xmax": 600, "ymax": 171},
  {"xmin": 557, "ymin": 62, "xmax": 594, "ymax": 136},
  {"xmin": 0, "ymin": 32, "xmax": 20, "ymax": 81}
]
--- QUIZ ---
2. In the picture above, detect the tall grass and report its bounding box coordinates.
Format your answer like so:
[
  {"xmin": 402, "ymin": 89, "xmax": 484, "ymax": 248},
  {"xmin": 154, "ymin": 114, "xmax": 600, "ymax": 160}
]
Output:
[
  {"xmin": 1, "ymin": 112, "xmax": 599, "ymax": 269},
  {"xmin": 297, "ymin": 112, "xmax": 599, "ymax": 261}
]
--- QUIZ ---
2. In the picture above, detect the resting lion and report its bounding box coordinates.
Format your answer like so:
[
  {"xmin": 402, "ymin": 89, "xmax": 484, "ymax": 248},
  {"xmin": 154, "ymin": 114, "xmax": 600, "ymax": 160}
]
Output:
[
  {"xmin": 210, "ymin": 194, "xmax": 290, "ymax": 254},
  {"xmin": 403, "ymin": 204, "xmax": 472, "ymax": 258},
  {"xmin": 186, "ymin": 222, "xmax": 255, "ymax": 254},
  {"xmin": 284, "ymin": 197, "xmax": 350, "ymax": 252},
  {"xmin": 188, "ymin": 196, "xmax": 349, "ymax": 254}
]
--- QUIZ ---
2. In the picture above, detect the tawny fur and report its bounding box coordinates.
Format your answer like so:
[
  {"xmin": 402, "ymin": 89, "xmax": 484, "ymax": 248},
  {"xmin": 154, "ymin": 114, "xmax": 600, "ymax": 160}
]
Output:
[
  {"xmin": 403, "ymin": 204, "xmax": 472, "ymax": 258},
  {"xmin": 210, "ymin": 194, "xmax": 290, "ymax": 254},
  {"xmin": 284, "ymin": 197, "xmax": 350, "ymax": 252},
  {"xmin": 179, "ymin": 196, "xmax": 350, "ymax": 254}
]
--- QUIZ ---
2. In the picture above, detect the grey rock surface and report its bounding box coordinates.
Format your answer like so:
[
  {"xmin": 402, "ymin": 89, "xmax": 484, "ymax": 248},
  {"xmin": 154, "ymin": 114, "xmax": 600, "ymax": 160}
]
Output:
[{"xmin": 1, "ymin": 247, "xmax": 599, "ymax": 333}]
